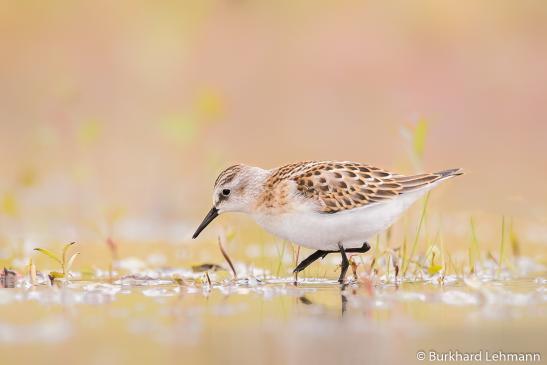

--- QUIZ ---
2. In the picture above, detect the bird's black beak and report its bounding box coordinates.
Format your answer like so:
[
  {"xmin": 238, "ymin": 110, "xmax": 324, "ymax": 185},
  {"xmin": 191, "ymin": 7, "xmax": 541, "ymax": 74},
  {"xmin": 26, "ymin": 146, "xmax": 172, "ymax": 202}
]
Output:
[{"xmin": 192, "ymin": 207, "xmax": 219, "ymax": 239}]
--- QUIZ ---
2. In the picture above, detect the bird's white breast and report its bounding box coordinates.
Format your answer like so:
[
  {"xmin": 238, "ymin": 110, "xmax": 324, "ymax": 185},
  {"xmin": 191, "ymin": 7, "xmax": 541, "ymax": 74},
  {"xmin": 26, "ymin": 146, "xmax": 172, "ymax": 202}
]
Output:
[{"xmin": 251, "ymin": 185, "xmax": 435, "ymax": 251}]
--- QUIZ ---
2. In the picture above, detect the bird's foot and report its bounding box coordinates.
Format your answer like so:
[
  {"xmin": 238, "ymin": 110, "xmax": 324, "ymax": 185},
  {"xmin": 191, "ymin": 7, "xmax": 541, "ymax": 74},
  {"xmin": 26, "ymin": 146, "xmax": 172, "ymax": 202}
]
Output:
[
  {"xmin": 293, "ymin": 250, "xmax": 328, "ymax": 274},
  {"xmin": 292, "ymin": 241, "xmax": 370, "ymax": 282}
]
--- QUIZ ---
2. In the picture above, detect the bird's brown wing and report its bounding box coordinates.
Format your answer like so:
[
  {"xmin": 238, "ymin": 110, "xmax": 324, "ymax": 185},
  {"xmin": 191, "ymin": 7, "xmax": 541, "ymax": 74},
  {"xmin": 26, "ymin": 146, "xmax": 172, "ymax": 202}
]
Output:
[{"xmin": 290, "ymin": 161, "xmax": 455, "ymax": 213}]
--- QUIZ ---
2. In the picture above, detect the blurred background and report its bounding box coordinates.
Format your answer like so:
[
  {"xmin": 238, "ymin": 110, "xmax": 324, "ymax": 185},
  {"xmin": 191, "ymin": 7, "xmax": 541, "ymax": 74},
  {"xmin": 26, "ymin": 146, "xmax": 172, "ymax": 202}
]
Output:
[
  {"xmin": 1, "ymin": 0, "xmax": 546, "ymax": 259},
  {"xmin": 1, "ymin": 3, "xmax": 547, "ymax": 365}
]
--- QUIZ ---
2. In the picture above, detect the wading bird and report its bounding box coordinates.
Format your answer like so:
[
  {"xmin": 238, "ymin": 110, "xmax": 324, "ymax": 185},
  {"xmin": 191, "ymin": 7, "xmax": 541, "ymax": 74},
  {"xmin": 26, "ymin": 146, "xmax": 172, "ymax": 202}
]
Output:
[{"xmin": 193, "ymin": 161, "xmax": 462, "ymax": 283}]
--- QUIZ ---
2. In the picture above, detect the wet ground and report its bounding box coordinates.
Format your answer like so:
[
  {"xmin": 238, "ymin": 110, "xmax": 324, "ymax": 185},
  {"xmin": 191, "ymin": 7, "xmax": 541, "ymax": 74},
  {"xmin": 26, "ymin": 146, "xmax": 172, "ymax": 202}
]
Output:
[{"xmin": 1, "ymin": 262, "xmax": 545, "ymax": 365}]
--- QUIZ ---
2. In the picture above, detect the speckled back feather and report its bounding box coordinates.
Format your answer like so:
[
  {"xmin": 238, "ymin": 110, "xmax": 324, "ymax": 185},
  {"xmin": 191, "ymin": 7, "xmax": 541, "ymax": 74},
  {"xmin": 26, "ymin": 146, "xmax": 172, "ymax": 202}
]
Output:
[{"xmin": 266, "ymin": 161, "xmax": 462, "ymax": 214}]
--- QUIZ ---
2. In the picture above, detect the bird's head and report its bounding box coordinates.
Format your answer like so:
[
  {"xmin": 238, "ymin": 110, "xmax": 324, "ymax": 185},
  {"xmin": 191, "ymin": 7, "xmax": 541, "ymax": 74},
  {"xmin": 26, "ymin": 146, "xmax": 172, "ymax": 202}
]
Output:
[{"xmin": 192, "ymin": 164, "xmax": 267, "ymax": 239}]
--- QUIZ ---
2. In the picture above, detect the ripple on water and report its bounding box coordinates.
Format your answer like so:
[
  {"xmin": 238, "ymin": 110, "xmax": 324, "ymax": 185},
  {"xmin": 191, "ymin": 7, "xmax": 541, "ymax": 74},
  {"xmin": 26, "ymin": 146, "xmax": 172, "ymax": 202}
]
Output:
[
  {"xmin": 0, "ymin": 316, "xmax": 72, "ymax": 344},
  {"xmin": 440, "ymin": 291, "xmax": 480, "ymax": 306}
]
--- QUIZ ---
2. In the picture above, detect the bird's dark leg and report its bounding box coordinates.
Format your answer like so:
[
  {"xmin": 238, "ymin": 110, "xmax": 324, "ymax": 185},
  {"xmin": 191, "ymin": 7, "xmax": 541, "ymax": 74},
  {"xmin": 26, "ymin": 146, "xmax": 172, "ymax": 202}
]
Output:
[
  {"xmin": 338, "ymin": 243, "xmax": 349, "ymax": 284},
  {"xmin": 292, "ymin": 242, "xmax": 370, "ymax": 275},
  {"xmin": 293, "ymin": 250, "xmax": 328, "ymax": 273},
  {"xmin": 346, "ymin": 241, "xmax": 371, "ymax": 254}
]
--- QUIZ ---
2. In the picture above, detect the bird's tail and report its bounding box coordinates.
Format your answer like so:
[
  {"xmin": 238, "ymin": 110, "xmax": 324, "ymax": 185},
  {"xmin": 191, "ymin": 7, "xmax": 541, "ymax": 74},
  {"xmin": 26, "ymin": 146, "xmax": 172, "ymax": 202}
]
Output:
[
  {"xmin": 435, "ymin": 168, "xmax": 464, "ymax": 179},
  {"xmin": 391, "ymin": 168, "xmax": 463, "ymax": 194}
]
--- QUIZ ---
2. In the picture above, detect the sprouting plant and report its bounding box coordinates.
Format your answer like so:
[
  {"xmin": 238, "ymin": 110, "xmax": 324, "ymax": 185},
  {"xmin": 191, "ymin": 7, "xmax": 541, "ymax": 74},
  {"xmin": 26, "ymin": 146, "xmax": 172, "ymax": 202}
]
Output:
[
  {"xmin": 34, "ymin": 242, "xmax": 80, "ymax": 282},
  {"xmin": 293, "ymin": 245, "xmax": 301, "ymax": 282},
  {"xmin": 399, "ymin": 235, "xmax": 407, "ymax": 274},
  {"xmin": 402, "ymin": 192, "xmax": 430, "ymax": 276},
  {"xmin": 497, "ymin": 217, "xmax": 516, "ymax": 276},
  {"xmin": 191, "ymin": 263, "xmax": 224, "ymax": 288},
  {"xmin": 369, "ymin": 256, "xmax": 377, "ymax": 276},
  {"xmin": 349, "ymin": 255, "xmax": 360, "ymax": 280},
  {"xmin": 391, "ymin": 249, "xmax": 400, "ymax": 282},
  {"xmin": 509, "ymin": 219, "xmax": 521, "ymax": 257},
  {"xmin": 439, "ymin": 235, "xmax": 447, "ymax": 283},
  {"xmin": 275, "ymin": 240, "xmax": 287, "ymax": 277},
  {"xmin": 424, "ymin": 229, "xmax": 444, "ymax": 278},
  {"xmin": 469, "ymin": 217, "xmax": 481, "ymax": 274},
  {"xmin": 369, "ymin": 234, "xmax": 381, "ymax": 276},
  {"xmin": 106, "ymin": 237, "xmax": 119, "ymax": 261},
  {"xmin": 427, "ymin": 251, "xmax": 443, "ymax": 276},
  {"xmin": 28, "ymin": 258, "xmax": 36, "ymax": 285},
  {"xmin": 446, "ymin": 251, "xmax": 460, "ymax": 278},
  {"xmin": 497, "ymin": 217, "xmax": 506, "ymax": 277},
  {"xmin": 385, "ymin": 250, "xmax": 391, "ymax": 281}
]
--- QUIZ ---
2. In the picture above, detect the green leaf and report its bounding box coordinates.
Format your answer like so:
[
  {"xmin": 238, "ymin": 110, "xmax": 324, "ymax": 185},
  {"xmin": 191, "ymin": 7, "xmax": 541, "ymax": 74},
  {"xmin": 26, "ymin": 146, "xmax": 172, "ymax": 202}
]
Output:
[
  {"xmin": 191, "ymin": 263, "xmax": 224, "ymax": 273},
  {"xmin": 65, "ymin": 252, "xmax": 80, "ymax": 274},
  {"xmin": 428, "ymin": 264, "xmax": 443, "ymax": 276},
  {"xmin": 34, "ymin": 248, "xmax": 62, "ymax": 265},
  {"xmin": 49, "ymin": 271, "xmax": 64, "ymax": 279},
  {"xmin": 62, "ymin": 242, "xmax": 76, "ymax": 266}
]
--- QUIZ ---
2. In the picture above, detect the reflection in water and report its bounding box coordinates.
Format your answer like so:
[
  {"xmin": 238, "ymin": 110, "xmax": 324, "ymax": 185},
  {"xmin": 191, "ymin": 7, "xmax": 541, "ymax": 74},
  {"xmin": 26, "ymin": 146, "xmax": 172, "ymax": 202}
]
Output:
[
  {"xmin": 0, "ymin": 273, "xmax": 545, "ymax": 364},
  {"xmin": 298, "ymin": 295, "xmax": 313, "ymax": 305},
  {"xmin": 341, "ymin": 284, "xmax": 348, "ymax": 317}
]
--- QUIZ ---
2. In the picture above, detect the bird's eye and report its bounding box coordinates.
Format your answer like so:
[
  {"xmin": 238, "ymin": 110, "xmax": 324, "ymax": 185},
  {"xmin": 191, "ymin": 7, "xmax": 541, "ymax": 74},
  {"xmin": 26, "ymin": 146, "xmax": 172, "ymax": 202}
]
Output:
[{"xmin": 222, "ymin": 189, "xmax": 231, "ymax": 196}]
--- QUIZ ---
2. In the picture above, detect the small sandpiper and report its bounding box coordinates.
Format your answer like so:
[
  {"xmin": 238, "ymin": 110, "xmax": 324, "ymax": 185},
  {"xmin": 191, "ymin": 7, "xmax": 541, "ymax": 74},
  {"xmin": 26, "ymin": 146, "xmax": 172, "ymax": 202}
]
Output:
[{"xmin": 193, "ymin": 161, "xmax": 463, "ymax": 283}]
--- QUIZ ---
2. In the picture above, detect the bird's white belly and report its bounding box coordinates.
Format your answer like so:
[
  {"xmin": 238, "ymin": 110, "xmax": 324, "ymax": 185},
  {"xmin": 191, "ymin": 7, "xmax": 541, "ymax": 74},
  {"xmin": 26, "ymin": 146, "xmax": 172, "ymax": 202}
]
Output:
[{"xmin": 252, "ymin": 188, "xmax": 429, "ymax": 251}]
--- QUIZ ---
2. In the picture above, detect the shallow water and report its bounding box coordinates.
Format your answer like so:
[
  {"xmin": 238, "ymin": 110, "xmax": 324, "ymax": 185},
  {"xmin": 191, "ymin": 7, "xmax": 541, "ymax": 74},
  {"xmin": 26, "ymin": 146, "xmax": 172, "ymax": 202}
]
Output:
[{"xmin": 1, "ymin": 269, "xmax": 545, "ymax": 365}]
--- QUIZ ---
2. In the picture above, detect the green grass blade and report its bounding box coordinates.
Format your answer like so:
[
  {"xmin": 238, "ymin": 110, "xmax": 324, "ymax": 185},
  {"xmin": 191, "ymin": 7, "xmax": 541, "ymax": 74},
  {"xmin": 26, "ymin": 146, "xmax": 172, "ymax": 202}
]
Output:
[
  {"xmin": 469, "ymin": 217, "xmax": 481, "ymax": 268},
  {"xmin": 400, "ymin": 236, "xmax": 407, "ymax": 275},
  {"xmin": 62, "ymin": 242, "xmax": 76, "ymax": 266},
  {"xmin": 275, "ymin": 241, "xmax": 286, "ymax": 277},
  {"xmin": 509, "ymin": 218, "xmax": 521, "ymax": 257},
  {"xmin": 497, "ymin": 216, "xmax": 506, "ymax": 277},
  {"xmin": 402, "ymin": 192, "xmax": 431, "ymax": 276},
  {"xmin": 49, "ymin": 271, "xmax": 64, "ymax": 279},
  {"xmin": 65, "ymin": 252, "xmax": 80, "ymax": 274},
  {"xmin": 34, "ymin": 248, "xmax": 62, "ymax": 265}
]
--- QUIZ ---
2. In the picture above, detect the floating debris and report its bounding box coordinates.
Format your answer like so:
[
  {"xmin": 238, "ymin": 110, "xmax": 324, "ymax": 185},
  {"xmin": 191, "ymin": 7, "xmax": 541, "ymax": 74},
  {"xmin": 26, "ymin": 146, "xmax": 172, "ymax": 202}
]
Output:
[
  {"xmin": 115, "ymin": 274, "xmax": 173, "ymax": 286},
  {"xmin": 191, "ymin": 263, "xmax": 224, "ymax": 273}
]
